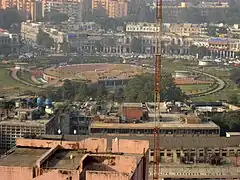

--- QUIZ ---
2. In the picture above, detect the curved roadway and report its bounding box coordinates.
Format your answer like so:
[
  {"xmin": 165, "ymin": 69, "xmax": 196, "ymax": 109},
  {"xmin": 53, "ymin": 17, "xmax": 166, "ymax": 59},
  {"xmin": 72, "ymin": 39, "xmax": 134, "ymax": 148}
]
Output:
[
  {"xmin": 187, "ymin": 69, "xmax": 226, "ymax": 97},
  {"xmin": 9, "ymin": 67, "xmax": 226, "ymax": 97},
  {"xmin": 10, "ymin": 68, "xmax": 44, "ymax": 89}
]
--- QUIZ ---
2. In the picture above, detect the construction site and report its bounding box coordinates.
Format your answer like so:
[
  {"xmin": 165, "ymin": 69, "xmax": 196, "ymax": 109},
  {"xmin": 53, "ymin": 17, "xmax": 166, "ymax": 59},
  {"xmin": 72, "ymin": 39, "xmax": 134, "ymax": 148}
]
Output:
[
  {"xmin": 0, "ymin": 137, "xmax": 149, "ymax": 180},
  {"xmin": 89, "ymin": 102, "xmax": 220, "ymax": 136},
  {"xmin": 0, "ymin": 0, "xmax": 239, "ymax": 179}
]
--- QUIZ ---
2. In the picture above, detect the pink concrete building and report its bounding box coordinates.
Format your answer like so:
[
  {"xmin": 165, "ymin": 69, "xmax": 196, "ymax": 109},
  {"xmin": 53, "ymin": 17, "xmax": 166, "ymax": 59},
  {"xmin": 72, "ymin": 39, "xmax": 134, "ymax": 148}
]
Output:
[{"xmin": 0, "ymin": 137, "xmax": 149, "ymax": 180}]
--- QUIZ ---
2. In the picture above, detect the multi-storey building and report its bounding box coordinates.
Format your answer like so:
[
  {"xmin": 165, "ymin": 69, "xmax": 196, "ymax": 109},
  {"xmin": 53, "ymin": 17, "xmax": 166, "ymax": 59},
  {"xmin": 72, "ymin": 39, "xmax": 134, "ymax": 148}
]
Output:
[
  {"xmin": 0, "ymin": 108, "xmax": 59, "ymax": 149},
  {"xmin": 90, "ymin": 102, "xmax": 220, "ymax": 137},
  {"xmin": 169, "ymin": 23, "xmax": 203, "ymax": 37},
  {"xmin": 30, "ymin": 1, "xmax": 43, "ymax": 22},
  {"xmin": 92, "ymin": 0, "xmax": 127, "ymax": 18},
  {"xmin": 32, "ymin": 134, "xmax": 240, "ymax": 179},
  {"xmin": 92, "ymin": 0, "xmax": 108, "ymax": 11},
  {"xmin": 108, "ymin": 0, "xmax": 128, "ymax": 18},
  {"xmin": 1, "ymin": 0, "xmax": 42, "ymax": 21},
  {"xmin": 0, "ymin": 136, "xmax": 149, "ymax": 180},
  {"xmin": 69, "ymin": 114, "xmax": 92, "ymax": 135},
  {"xmin": 43, "ymin": 27, "xmax": 67, "ymax": 51},
  {"xmin": 21, "ymin": 22, "xmax": 43, "ymax": 42},
  {"xmin": 0, "ymin": 32, "xmax": 20, "ymax": 55},
  {"xmin": 125, "ymin": 22, "xmax": 160, "ymax": 35},
  {"xmin": 1, "ymin": 0, "xmax": 32, "ymax": 12},
  {"xmin": 208, "ymin": 37, "xmax": 240, "ymax": 58},
  {"xmin": 50, "ymin": 21, "xmax": 101, "ymax": 33},
  {"xmin": 42, "ymin": 0, "xmax": 83, "ymax": 21}
]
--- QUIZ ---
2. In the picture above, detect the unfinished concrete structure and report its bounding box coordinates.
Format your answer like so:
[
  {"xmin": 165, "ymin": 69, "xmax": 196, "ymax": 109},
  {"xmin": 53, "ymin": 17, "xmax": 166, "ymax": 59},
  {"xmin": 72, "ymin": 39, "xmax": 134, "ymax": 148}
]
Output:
[
  {"xmin": 0, "ymin": 137, "xmax": 149, "ymax": 180},
  {"xmin": 90, "ymin": 102, "xmax": 220, "ymax": 136},
  {"xmin": 34, "ymin": 135, "xmax": 240, "ymax": 179}
]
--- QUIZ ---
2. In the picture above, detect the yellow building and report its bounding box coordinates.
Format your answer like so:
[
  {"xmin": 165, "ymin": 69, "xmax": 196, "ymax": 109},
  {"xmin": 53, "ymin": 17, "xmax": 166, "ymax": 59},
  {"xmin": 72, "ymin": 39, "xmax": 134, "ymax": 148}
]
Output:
[
  {"xmin": 108, "ymin": 0, "xmax": 128, "ymax": 18},
  {"xmin": 92, "ymin": 0, "xmax": 127, "ymax": 18},
  {"xmin": 1, "ymin": 0, "xmax": 32, "ymax": 13},
  {"xmin": 169, "ymin": 23, "xmax": 202, "ymax": 37},
  {"xmin": 92, "ymin": 0, "xmax": 109, "ymax": 11}
]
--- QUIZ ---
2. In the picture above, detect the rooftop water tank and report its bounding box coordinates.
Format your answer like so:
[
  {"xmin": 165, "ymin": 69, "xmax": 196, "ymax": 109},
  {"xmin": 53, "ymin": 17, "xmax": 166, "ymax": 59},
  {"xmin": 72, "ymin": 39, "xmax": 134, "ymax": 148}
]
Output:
[
  {"xmin": 45, "ymin": 98, "xmax": 52, "ymax": 107},
  {"xmin": 37, "ymin": 97, "xmax": 43, "ymax": 107}
]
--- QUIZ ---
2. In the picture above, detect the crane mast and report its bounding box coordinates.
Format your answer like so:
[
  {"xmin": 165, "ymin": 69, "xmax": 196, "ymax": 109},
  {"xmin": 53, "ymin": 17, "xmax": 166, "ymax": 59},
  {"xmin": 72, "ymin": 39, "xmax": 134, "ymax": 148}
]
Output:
[{"xmin": 153, "ymin": 0, "xmax": 162, "ymax": 179}]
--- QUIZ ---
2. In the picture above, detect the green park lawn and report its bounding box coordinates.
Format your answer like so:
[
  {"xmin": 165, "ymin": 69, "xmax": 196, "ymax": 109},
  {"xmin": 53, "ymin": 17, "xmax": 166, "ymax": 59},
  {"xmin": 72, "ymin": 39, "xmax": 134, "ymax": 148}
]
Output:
[
  {"xmin": 0, "ymin": 68, "xmax": 37, "ymax": 95},
  {"xmin": 17, "ymin": 70, "xmax": 38, "ymax": 85},
  {"xmin": 178, "ymin": 84, "xmax": 210, "ymax": 94}
]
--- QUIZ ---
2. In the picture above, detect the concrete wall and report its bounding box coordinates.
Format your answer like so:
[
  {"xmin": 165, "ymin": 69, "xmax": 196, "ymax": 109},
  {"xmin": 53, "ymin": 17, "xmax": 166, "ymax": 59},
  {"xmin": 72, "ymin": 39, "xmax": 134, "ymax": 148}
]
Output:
[
  {"xmin": 80, "ymin": 154, "xmax": 138, "ymax": 173},
  {"xmin": 33, "ymin": 169, "xmax": 79, "ymax": 180},
  {"xmin": 36, "ymin": 145, "xmax": 60, "ymax": 168},
  {"xmin": 122, "ymin": 107, "xmax": 143, "ymax": 120},
  {"xmin": 16, "ymin": 138, "xmax": 107, "ymax": 152},
  {"xmin": 112, "ymin": 139, "xmax": 149, "ymax": 154},
  {"xmin": 130, "ymin": 149, "xmax": 149, "ymax": 180},
  {"xmin": 86, "ymin": 171, "xmax": 129, "ymax": 180},
  {"xmin": 0, "ymin": 166, "xmax": 33, "ymax": 180},
  {"xmin": 131, "ymin": 157, "xmax": 144, "ymax": 180},
  {"xmin": 113, "ymin": 155, "xmax": 137, "ymax": 173}
]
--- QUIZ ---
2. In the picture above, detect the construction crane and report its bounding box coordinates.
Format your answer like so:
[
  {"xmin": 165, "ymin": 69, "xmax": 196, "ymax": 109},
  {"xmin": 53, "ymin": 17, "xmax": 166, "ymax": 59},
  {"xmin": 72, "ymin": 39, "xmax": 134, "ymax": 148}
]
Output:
[{"xmin": 153, "ymin": 0, "xmax": 162, "ymax": 179}]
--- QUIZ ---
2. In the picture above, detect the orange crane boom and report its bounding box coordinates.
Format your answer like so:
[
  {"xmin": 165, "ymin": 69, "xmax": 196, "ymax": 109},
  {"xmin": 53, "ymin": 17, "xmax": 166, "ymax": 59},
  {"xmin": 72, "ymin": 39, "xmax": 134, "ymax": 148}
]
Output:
[{"xmin": 153, "ymin": 0, "xmax": 162, "ymax": 179}]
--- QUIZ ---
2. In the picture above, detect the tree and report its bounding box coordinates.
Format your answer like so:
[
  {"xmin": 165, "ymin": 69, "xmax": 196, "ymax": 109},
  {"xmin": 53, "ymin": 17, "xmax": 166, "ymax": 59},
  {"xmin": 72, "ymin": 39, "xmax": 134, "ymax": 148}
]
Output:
[
  {"xmin": 131, "ymin": 37, "xmax": 142, "ymax": 53},
  {"xmin": 187, "ymin": 7, "xmax": 206, "ymax": 23},
  {"xmin": 189, "ymin": 45, "xmax": 198, "ymax": 56},
  {"xmin": 0, "ymin": 8, "xmax": 25, "ymax": 30},
  {"xmin": 95, "ymin": 40, "xmax": 103, "ymax": 52},
  {"xmin": 75, "ymin": 83, "xmax": 89, "ymax": 101},
  {"xmin": 0, "ymin": 44, "xmax": 11, "ymax": 56},
  {"xmin": 189, "ymin": 45, "xmax": 208, "ymax": 58},
  {"xmin": 60, "ymin": 41, "xmax": 70, "ymax": 55},
  {"xmin": 36, "ymin": 29, "xmax": 54, "ymax": 48},
  {"xmin": 44, "ymin": 10, "xmax": 69, "ymax": 23},
  {"xmin": 227, "ymin": 92, "xmax": 240, "ymax": 105},
  {"xmin": 124, "ymin": 73, "xmax": 186, "ymax": 102},
  {"xmin": 230, "ymin": 69, "xmax": 240, "ymax": 85},
  {"xmin": 114, "ymin": 87, "xmax": 124, "ymax": 102},
  {"xmin": 211, "ymin": 112, "xmax": 240, "ymax": 132},
  {"xmin": 207, "ymin": 26, "xmax": 227, "ymax": 37},
  {"xmin": 197, "ymin": 46, "xmax": 208, "ymax": 58}
]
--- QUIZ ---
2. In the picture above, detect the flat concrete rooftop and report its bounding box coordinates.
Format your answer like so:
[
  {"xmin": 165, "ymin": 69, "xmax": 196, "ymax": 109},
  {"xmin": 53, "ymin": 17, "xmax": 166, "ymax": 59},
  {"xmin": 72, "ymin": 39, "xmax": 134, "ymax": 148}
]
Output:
[
  {"xmin": 27, "ymin": 135, "xmax": 240, "ymax": 149},
  {"xmin": 122, "ymin": 103, "xmax": 143, "ymax": 108},
  {"xmin": 90, "ymin": 121, "xmax": 219, "ymax": 129},
  {"xmin": 0, "ymin": 118, "xmax": 50, "ymax": 127},
  {"xmin": 42, "ymin": 149, "xmax": 84, "ymax": 170},
  {"xmin": 90, "ymin": 117, "xmax": 219, "ymax": 129},
  {"xmin": 0, "ymin": 148, "xmax": 49, "ymax": 167}
]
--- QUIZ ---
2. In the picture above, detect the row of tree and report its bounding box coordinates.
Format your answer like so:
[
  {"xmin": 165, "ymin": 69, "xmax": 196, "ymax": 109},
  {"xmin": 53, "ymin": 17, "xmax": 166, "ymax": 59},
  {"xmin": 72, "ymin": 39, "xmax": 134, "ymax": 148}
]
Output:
[
  {"xmin": 211, "ymin": 112, "xmax": 240, "ymax": 132},
  {"xmin": 83, "ymin": 4, "xmax": 240, "ymax": 30},
  {"xmin": 0, "ymin": 8, "xmax": 25, "ymax": 32},
  {"xmin": 230, "ymin": 69, "xmax": 240, "ymax": 86},
  {"xmin": 38, "ymin": 73, "xmax": 186, "ymax": 103},
  {"xmin": 36, "ymin": 29, "xmax": 54, "ymax": 49}
]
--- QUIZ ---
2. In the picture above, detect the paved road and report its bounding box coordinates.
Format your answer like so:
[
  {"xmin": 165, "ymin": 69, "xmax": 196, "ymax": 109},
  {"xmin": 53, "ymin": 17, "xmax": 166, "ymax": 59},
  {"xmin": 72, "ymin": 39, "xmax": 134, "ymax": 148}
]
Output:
[
  {"xmin": 187, "ymin": 69, "xmax": 226, "ymax": 97},
  {"xmin": 10, "ymin": 68, "xmax": 43, "ymax": 89}
]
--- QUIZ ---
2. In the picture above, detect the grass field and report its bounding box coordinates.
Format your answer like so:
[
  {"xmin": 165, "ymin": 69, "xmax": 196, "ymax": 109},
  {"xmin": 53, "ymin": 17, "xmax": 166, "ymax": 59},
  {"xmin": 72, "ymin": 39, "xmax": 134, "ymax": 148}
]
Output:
[
  {"xmin": 0, "ymin": 68, "xmax": 37, "ymax": 96},
  {"xmin": 192, "ymin": 80, "xmax": 240, "ymax": 102},
  {"xmin": 17, "ymin": 70, "xmax": 37, "ymax": 85},
  {"xmin": 178, "ymin": 84, "xmax": 210, "ymax": 94}
]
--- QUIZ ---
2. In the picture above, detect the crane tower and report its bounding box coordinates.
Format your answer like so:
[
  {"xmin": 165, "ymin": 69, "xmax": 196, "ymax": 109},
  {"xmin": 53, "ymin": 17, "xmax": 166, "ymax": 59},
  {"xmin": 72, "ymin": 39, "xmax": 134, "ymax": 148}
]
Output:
[{"xmin": 153, "ymin": 0, "xmax": 162, "ymax": 179}]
